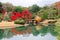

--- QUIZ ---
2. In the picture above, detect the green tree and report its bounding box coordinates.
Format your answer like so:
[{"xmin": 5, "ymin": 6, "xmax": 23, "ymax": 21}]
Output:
[
  {"xmin": 40, "ymin": 9, "xmax": 48, "ymax": 20},
  {"xmin": 58, "ymin": 9, "xmax": 60, "ymax": 18},
  {"xmin": 0, "ymin": 2, "xmax": 3, "ymax": 13},
  {"xmin": 3, "ymin": 2, "xmax": 13, "ymax": 12},
  {"xmin": 43, "ymin": 5, "xmax": 49, "ymax": 10},
  {"xmin": 29, "ymin": 4, "xmax": 40, "ymax": 15},
  {"xmin": 49, "ymin": 8, "xmax": 56, "ymax": 19},
  {"xmin": 54, "ymin": 19, "xmax": 60, "ymax": 40},
  {"xmin": 0, "ymin": 2, "xmax": 2, "ymax": 7},
  {"xmin": 15, "ymin": 6, "xmax": 25, "ymax": 12}
]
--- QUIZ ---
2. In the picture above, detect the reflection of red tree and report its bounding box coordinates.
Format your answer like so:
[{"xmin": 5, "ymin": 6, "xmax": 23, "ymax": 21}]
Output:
[
  {"xmin": 11, "ymin": 28, "xmax": 23, "ymax": 34},
  {"xmin": 11, "ymin": 9, "xmax": 32, "ymax": 21}
]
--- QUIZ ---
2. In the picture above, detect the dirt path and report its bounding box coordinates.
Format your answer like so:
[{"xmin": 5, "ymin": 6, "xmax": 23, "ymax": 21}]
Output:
[{"xmin": 0, "ymin": 21, "xmax": 29, "ymax": 29}]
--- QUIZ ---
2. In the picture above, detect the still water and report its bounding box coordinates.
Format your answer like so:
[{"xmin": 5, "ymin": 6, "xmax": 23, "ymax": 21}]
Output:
[{"xmin": 0, "ymin": 22, "xmax": 58, "ymax": 40}]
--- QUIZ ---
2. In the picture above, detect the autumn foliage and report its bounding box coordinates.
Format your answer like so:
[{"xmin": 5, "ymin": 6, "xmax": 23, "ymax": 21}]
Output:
[
  {"xmin": 54, "ymin": 1, "xmax": 60, "ymax": 9},
  {"xmin": 11, "ymin": 9, "xmax": 32, "ymax": 21},
  {"xmin": 54, "ymin": 1, "xmax": 60, "ymax": 16}
]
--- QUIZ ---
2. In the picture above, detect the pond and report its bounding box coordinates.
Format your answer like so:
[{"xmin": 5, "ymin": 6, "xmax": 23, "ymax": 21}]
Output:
[{"xmin": 0, "ymin": 23, "xmax": 58, "ymax": 40}]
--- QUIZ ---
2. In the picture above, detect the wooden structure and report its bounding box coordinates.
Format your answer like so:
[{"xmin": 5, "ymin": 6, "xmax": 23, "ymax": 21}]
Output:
[{"xmin": 40, "ymin": 19, "xmax": 57, "ymax": 26}]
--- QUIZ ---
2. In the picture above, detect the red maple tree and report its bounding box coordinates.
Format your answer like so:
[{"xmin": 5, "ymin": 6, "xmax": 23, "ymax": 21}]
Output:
[
  {"xmin": 54, "ymin": 1, "xmax": 60, "ymax": 16},
  {"xmin": 54, "ymin": 1, "xmax": 60, "ymax": 9},
  {"xmin": 11, "ymin": 9, "xmax": 32, "ymax": 21},
  {"xmin": 22, "ymin": 9, "xmax": 32, "ymax": 19}
]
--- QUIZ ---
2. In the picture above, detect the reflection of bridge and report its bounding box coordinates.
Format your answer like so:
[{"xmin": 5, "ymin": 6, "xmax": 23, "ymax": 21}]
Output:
[
  {"xmin": 28, "ymin": 19, "xmax": 57, "ymax": 26},
  {"xmin": 0, "ymin": 21, "xmax": 29, "ymax": 29}
]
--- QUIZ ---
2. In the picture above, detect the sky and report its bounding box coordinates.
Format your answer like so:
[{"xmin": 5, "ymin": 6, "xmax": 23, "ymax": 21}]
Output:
[{"xmin": 0, "ymin": 0, "xmax": 60, "ymax": 7}]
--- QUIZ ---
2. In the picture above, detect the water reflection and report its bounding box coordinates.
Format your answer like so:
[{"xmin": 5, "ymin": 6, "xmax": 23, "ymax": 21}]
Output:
[
  {"xmin": 0, "ymin": 21, "xmax": 57, "ymax": 40},
  {"xmin": 1, "ymin": 33, "xmax": 57, "ymax": 40}
]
